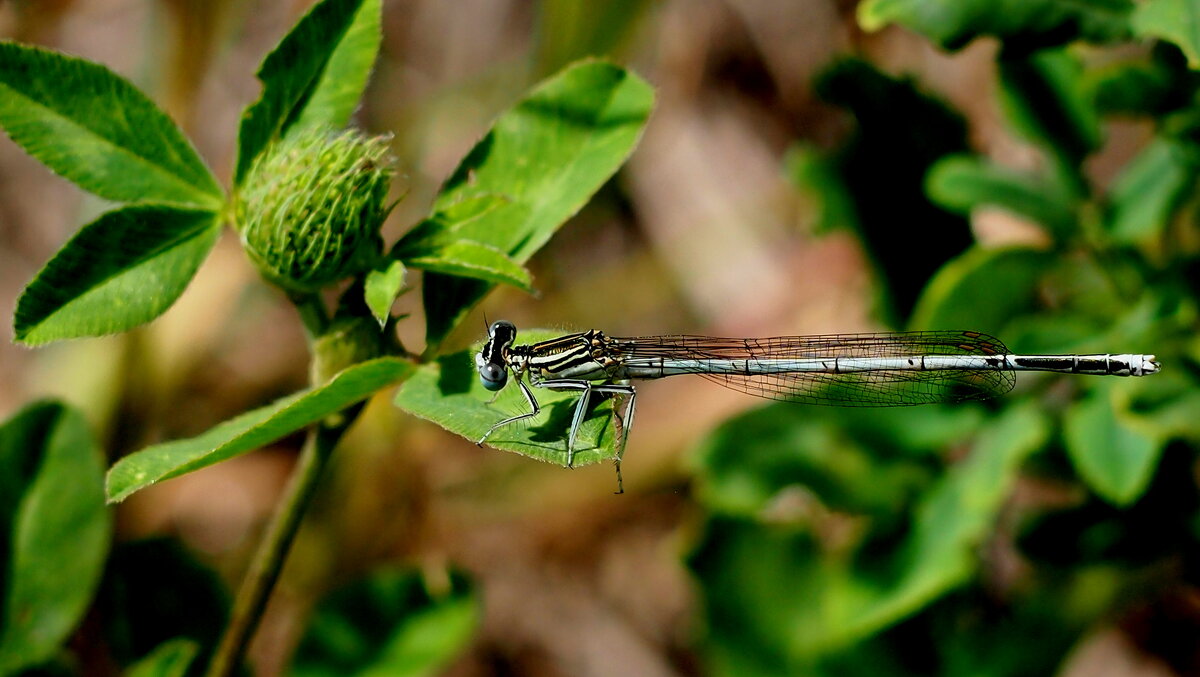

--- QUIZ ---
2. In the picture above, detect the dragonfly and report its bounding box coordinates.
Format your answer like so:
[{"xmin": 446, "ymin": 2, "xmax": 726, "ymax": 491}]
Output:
[{"xmin": 474, "ymin": 320, "xmax": 1160, "ymax": 472}]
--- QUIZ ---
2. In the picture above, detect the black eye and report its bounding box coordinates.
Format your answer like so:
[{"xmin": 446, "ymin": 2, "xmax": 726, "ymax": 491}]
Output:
[{"xmin": 479, "ymin": 363, "xmax": 507, "ymax": 391}]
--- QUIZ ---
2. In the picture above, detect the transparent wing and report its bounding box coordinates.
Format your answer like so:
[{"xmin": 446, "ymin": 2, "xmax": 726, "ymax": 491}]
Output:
[{"xmin": 613, "ymin": 330, "xmax": 1016, "ymax": 406}]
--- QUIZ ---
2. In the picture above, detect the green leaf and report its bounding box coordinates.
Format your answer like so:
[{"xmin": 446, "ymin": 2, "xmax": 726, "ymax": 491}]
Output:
[
  {"xmin": 292, "ymin": 568, "xmax": 478, "ymax": 677},
  {"xmin": 925, "ymin": 154, "xmax": 1077, "ymax": 239},
  {"xmin": 125, "ymin": 639, "xmax": 198, "ymax": 677},
  {"xmin": 689, "ymin": 404, "xmax": 1049, "ymax": 672},
  {"xmin": 289, "ymin": 0, "xmax": 382, "ymax": 133},
  {"xmin": 0, "ymin": 42, "xmax": 222, "ymax": 208},
  {"xmin": 1132, "ymin": 0, "xmax": 1200, "ymax": 68},
  {"xmin": 364, "ymin": 258, "xmax": 406, "ymax": 328},
  {"xmin": 106, "ymin": 357, "xmax": 414, "ymax": 502},
  {"xmin": 420, "ymin": 60, "xmax": 653, "ymax": 349},
  {"xmin": 393, "ymin": 195, "xmax": 532, "ymax": 289},
  {"xmin": 858, "ymin": 0, "xmax": 1133, "ymax": 51},
  {"xmin": 0, "ymin": 401, "xmax": 110, "ymax": 674},
  {"xmin": 1106, "ymin": 137, "xmax": 1197, "ymax": 243},
  {"xmin": 909, "ymin": 246, "xmax": 1053, "ymax": 337},
  {"xmin": 234, "ymin": 0, "xmax": 377, "ymax": 185},
  {"xmin": 393, "ymin": 194, "xmax": 511, "ymax": 254},
  {"xmin": 394, "ymin": 330, "xmax": 619, "ymax": 468},
  {"xmin": 998, "ymin": 48, "xmax": 1101, "ymax": 183},
  {"xmin": 1064, "ymin": 381, "xmax": 1164, "ymax": 506},
  {"xmin": 404, "ymin": 240, "xmax": 532, "ymax": 291},
  {"xmin": 13, "ymin": 206, "xmax": 222, "ymax": 345}
]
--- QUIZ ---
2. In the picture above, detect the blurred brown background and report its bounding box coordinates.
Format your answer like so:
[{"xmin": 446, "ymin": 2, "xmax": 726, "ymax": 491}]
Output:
[{"xmin": 0, "ymin": 1, "xmax": 1155, "ymax": 675}]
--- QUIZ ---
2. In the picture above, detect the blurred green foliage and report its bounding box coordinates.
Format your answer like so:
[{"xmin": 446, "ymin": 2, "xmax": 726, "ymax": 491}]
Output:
[
  {"xmin": 0, "ymin": 402, "xmax": 109, "ymax": 674},
  {"xmin": 291, "ymin": 569, "xmax": 477, "ymax": 677},
  {"xmin": 691, "ymin": 3, "xmax": 1200, "ymax": 675}
]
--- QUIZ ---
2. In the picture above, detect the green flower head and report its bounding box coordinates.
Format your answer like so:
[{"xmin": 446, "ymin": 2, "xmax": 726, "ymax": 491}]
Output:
[{"xmin": 236, "ymin": 127, "xmax": 396, "ymax": 292}]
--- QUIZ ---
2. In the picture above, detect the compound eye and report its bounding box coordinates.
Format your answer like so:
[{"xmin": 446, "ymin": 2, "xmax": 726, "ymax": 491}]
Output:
[{"xmin": 479, "ymin": 363, "xmax": 507, "ymax": 391}]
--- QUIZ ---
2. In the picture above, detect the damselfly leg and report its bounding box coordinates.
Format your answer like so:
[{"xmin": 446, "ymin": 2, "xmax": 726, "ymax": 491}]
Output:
[{"xmin": 476, "ymin": 372, "xmax": 636, "ymax": 469}]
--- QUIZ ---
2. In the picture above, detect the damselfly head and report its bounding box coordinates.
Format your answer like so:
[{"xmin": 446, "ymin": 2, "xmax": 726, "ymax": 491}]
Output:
[
  {"xmin": 477, "ymin": 320, "xmax": 517, "ymax": 391},
  {"xmin": 488, "ymin": 320, "xmax": 516, "ymax": 342}
]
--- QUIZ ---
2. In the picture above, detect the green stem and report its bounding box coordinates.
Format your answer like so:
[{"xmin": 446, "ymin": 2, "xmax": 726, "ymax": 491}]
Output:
[
  {"xmin": 290, "ymin": 291, "xmax": 330, "ymax": 338},
  {"xmin": 204, "ymin": 412, "xmax": 355, "ymax": 677}
]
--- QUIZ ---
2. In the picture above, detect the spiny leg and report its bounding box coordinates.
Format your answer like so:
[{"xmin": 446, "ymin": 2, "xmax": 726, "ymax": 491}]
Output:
[
  {"xmin": 535, "ymin": 380, "xmax": 635, "ymax": 469},
  {"xmin": 476, "ymin": 375, "xmax": 541, "ymax": 445},
  {"xmin": 591, "ymin": 385, "xmax": 636, "ymax": 482},
  {"xmin": 532, "ymin": 379, "xmax": 594, "ymax": 468},
  {"xmin": 610, "ymin": 386, "xmax": 637, "ymax": 494}
]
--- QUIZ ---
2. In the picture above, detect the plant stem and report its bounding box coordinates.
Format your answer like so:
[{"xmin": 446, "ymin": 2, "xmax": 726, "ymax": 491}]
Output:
[
  {"xmin": 290, "ymin": 291, "xmax": 330, "ymax": 338},
  {"xmin": 204, "ymin": 414, "xmax": 354, "ymax": 677}
]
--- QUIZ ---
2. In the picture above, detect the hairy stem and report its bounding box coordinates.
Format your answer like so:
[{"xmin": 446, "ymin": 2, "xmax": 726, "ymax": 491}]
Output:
[{"xmin": 204, "ymin": 411, "xmax": 355, "ymax": 677}]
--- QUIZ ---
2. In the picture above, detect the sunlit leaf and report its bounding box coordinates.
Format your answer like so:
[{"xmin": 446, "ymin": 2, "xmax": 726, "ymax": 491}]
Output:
[
  {"xmin": 1132, "ymin": 0, "xmax": 1200, "ymax": 68},
  {"xmin": 364, "ymin": 258, "xmax": 406, "ymax": 328},
  {"xmin": 289, "ymin": 0, "xmax": 383, "ymax": 133},
  {"xmin": 403, "ymin": 240, "xmax": 532, "ymax": 291},
  {"xmin": 420, "ymin": 60, "xmax": 653, "ymax": 349},
  {"xmin": 106, "ymin": 357, "xmax": 413, "ymax": 502},
  {"xmin": 234, "ymin": 0, "xmax": 378, "ymax": 185},
  {"xmin": 13, "ymin": 206, "xmax": 221, "ymax": 345},
  {"xmin": 0, "ymin": 42, "xmax": 222, "ymax": 208}
]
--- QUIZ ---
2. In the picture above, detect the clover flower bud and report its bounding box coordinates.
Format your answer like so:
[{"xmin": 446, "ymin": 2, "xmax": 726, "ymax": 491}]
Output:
[{"xmin": 236, "ymin": 127, "xmax": 395, "ymax": 292}]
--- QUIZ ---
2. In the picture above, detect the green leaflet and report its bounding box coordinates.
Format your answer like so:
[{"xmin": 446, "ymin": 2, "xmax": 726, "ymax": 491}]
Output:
[
  {"xmin": 106, "ymin": 358, "xmax": 414, "ymax": 502},
  {"xmin": 13, "ymin": 206, "xmax": 222, "ymax": 345},
  {"xmin": 419, "ymin": 60, "xmax": 653, "ymax": 349},
  {"xmin": 234, "ymin": 0, "xmax": 382, "ymax": 185},
  {"xmin": 0, "ymin": 41, "xmax": 221, "ymax": 208}
]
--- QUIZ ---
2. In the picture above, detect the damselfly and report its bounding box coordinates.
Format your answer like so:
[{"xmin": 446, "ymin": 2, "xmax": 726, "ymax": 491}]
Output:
[{"xmin": 474, "ymin": 321, "xmax": 1159, "ymax": 469}]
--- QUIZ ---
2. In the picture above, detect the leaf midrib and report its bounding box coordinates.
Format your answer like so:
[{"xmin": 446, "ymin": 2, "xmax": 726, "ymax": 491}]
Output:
[{"xmin": 0, "ymin": 79, "xmax": 221, "ymax": 208}]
